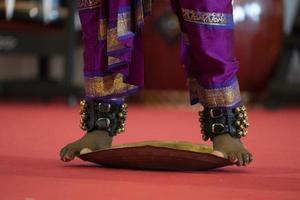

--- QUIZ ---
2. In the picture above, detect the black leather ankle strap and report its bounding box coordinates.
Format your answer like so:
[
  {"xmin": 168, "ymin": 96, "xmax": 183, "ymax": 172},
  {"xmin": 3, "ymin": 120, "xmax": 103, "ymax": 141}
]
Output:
[
  {"xmin": 80, "ymin": 100, "xmax": 127, "ymax": 137},
  {"xmin": 199, "ymin": 105, "xmax": 249, "ymax": 141}
]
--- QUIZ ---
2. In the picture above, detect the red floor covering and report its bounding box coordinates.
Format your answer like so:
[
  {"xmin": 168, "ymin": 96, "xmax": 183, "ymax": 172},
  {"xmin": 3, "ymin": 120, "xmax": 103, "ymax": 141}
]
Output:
[{"xmin": 0, "ymin": 102, "xmax": 300, "ymax": 200}]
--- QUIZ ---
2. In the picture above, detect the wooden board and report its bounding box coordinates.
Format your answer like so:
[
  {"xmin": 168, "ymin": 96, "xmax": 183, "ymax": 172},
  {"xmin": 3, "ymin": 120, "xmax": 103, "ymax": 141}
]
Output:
[{"xmin": 78, "ymin": 141, "xmax": 232, "ymax": 171}]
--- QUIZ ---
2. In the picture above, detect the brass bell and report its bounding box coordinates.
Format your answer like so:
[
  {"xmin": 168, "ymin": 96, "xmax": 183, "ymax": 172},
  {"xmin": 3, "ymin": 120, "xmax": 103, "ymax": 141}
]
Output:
[
  {"xmin": 80, "ymin": 106, "xmax": 85, "ymax": 111},
  {"xmin": 121, "ymin": 104, "xmax": 128, "ymax": 110},
  {"xmin": 202, "ymin": 134, "xmax": 209, "ymax": 141},
  {"xmin": 238, "ymin": 130, "xmax": 243, "ymax": 136},
  {"xmin": 80, "ymin": 124, "xmax": 87, "ymax": 130},
  {"xmin": 235, "ymin": 107, "xmax": 241, "ymax": 113},
  {"xmin": 81, "ymin": 113, "xmax": 87, "ymax": 119},
  {"xmin": 245, "ymin": 122, "xmax": 250, "ymax": 128},
  {"xmin": 118, "ymin": 112, "xmax": 125, "ymax": 118},
  {"xmin": 235, "ymin": 120, "xmax": 241, "ymax": 126},
  {"xmin": 80, "ymin": 124, "xmax": 86, "ymax": 130},
  {"xmin": 241, "ymin": 106, "xmax": 247, "ymax": 111},
  {"xmin": 239, "ymin": 125, "xmax": 245, "ymax": 130},
  {"xmin": 243, "ymin": 120, "xmax": 249, "ymax": 127},
  {"xmin": 80, "ymin": 100, "xmax": 87, "ymax": 109},
  {"xmin": 238, "ymin": 113, "xmax": 244, "ymax": 119},
  {"xmin": 80, "ymin": 100, "xmax": 86, "ymax": 106},
  {"xmin": 198, "ymin": 111, "xmax": 203, "ymax": 117}
]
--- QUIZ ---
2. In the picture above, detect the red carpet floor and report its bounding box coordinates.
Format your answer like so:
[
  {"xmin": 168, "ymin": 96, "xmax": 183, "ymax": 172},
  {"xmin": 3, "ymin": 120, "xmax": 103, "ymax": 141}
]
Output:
[{"xmin": 0, "ymin": 102, "xmax": 300, "ymax": 200}]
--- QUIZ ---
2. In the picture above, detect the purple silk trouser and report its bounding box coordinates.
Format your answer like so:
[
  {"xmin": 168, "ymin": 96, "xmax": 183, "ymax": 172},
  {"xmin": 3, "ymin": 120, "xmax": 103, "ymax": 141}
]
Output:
[{"xmin": 77, "ymin": 0, "xmax": 241, "ymax": 109}]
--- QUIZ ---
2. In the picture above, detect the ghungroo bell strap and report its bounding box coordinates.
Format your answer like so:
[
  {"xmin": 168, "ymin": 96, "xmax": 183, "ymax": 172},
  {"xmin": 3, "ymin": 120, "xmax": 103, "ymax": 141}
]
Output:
[
  {"xmin": 199, "ymin": 105, "xmax": 249, "ymax": 141},
  {"xmin": 79, "ymin": 100, "xmax": 127, "ymax": 137}
]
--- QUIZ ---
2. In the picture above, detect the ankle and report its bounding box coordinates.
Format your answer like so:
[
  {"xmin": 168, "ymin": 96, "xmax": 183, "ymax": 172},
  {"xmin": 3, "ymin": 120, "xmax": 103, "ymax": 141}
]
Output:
[
  {"xmin": 199, "ymin": 106, "xmax": 249, "ymax": 141},
  {"xmin": 80, "ymin": 130, "xmax": 113, "ymax": 148},
  {"xmin": 80, "ymin": 100, "xmax": 128, "ymax": 136}
]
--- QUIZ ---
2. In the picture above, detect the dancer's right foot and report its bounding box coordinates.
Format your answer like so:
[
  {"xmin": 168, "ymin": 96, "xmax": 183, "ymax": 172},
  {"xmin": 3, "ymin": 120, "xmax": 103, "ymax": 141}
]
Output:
[{"xmin": 213, "ymin": 134, "xmax": 253, "ymax": 166}]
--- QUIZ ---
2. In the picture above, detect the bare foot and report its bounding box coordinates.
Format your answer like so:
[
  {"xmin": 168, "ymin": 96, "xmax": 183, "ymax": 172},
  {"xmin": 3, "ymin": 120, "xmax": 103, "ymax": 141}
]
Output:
[
  {"xmin": 213, "ymin": 134, "xmax": 253, "ymax": 166},
  {"xmin": 60, "ymin": 130, "xmax": 113, "ymax": 162}
]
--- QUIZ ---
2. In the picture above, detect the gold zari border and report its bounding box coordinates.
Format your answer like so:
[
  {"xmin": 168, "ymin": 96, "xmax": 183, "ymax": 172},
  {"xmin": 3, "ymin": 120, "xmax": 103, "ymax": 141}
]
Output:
[
  {"xmin": 117, "ymin": 12, "xmax": 132, "ymax": 36},
  {"xmin": 97, "ymin": 3, "xmax": 146, "ymax": 53},
  {"xmin": 100, "ymin": 11, "xmax": 132, "ymax": 42},
  {"xmin": 188, "ymin": 78, "xmax": 241, "ymax": 108},
  {"xmin": 107, "ymin": 28, "xmax": 126, "ymax": 52},
  {"xmin": 181, "ymin": 8, "xmax": 229, "ymax": 26},
  {"xmin": 85, "ymin": 73, "xmax": 137, "ymax": 98},
  {"xmin": 106, "ymin": 11, "xmax": 132, "ymax": 51},
  {"xmin": 77, "ymin": 0, "xmax": 102, "ymax": 10},
  {"xmin": 108, "ymin": 57, "xmax": 123, "ymax": 66}
]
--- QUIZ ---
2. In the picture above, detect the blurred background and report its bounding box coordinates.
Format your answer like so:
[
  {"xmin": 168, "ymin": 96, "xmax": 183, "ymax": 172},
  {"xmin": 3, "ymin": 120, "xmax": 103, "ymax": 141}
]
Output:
[
  {"xmin": 1, "ymin": 1, "xmax": 300, "ymax": 199},
  {"xmin": 0, "ymin": 0, "xmax": 300, "ymax": 106}
]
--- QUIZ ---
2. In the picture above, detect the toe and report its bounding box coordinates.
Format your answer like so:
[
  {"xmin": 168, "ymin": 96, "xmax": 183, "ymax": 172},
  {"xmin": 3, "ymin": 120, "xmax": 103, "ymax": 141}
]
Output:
[
  {"xmin": 236, "ymin": 153, "xmax": 243, "ymax": 166},
  {"xmin": 64, "ymin": 148, "xmax": 80, "ymax": 162},
  {"xmin": 60, "ymin": 147, "xmax": 69, "ymax": 161},
  {"xmin": 63, "ymin": 152, "xmax": 73, "ymax": 162},
  {"xmin": 242, "ymin": 153, "xmax": 250, "ymax": 166},
  {"xmin": 248, "ymin": 153, "xmax": 253, "ymax": 164},
  {"xmin": 228, "ymin": 153, "xmax": 238, "ymax": 164}
]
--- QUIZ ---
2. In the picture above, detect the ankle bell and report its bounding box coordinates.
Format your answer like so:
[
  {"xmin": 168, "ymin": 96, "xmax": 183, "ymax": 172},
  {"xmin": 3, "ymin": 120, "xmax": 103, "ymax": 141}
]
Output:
[
  {"xmin": 79, "ymin": 100, "xmax": 128, "ymax": 137},
  {"xmin": 199, "ymin": 105, "xmax": 249, "ymax": 141}
]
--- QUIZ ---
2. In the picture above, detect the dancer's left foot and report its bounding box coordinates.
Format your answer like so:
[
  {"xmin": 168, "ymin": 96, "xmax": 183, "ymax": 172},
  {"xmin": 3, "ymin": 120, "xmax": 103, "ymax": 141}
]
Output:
[
  {"xmin": 213, "ymin": 134, "xmax": 253, "ymax": 166},
  {"xmin": 60, "ymin": 130, "xmax": 112, "ymax": 162}
]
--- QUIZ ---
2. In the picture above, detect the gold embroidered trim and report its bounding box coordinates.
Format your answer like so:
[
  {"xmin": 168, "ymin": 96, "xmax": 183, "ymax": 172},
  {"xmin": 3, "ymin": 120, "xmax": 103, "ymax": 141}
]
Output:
[
  {"xmin": 181, "ymin": 8, "xmax": 229, "ymax": 26},
  {"xmin": 95, "ymin": 2, "xmax": 149, "ymax": 66},
  {"xmin": 77, "ymin": 0, "xmax": 102, "ymax": 10},
  {"xmin": 99, "ymin": 10, "xmax": 132, "ymax": 46},
  {"xmin": 108, "ymin": 57, "xmax": 123, "ymax": 66},
  {"xmin": 188, "ymin": 78, "xmax": 241, "ymax": 108},
  {"xmin": 118, "ymin": 12, "xmax": 132, "ymax": 36},
  {"xmin": 107, "ymin": 11, "xmax": 132, "ymax": 51},
  {"xmin": 85, "ymin": 73, "xmax": 138, "ymax": 98},
  {"xmin": 107, "ymin": 28, "xmax": 125, "ymax": 52}
]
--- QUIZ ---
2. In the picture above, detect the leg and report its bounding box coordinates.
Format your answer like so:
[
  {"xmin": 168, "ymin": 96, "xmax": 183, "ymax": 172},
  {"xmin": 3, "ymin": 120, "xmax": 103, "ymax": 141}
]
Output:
[
  {"xmin": 172, "ymin": 0, "xmax": 252, "ymax": 166},
  {"xmin": 60, "ymin": 1, "xmax": 111, "ymax": 162},
  {"xmin": 60, "ymin": 0, "xmax": 148, "ymax": 162}
]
